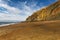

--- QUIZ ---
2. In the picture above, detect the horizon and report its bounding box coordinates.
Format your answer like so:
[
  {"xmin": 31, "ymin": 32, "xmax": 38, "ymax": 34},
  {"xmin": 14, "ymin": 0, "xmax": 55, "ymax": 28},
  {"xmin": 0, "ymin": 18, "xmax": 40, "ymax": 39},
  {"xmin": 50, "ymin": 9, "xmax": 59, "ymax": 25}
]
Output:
[{"xmin": 0, "ymin": 0, "xmax": 57, "ymax": 22}]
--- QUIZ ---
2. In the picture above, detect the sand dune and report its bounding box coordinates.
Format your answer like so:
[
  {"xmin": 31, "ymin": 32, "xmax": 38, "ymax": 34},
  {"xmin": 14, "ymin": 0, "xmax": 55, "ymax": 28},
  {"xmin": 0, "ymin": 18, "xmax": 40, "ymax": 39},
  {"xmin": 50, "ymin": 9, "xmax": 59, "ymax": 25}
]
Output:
[{"xmin": 0, "ymin": 20, "xmax": 60, "ymax": 40}]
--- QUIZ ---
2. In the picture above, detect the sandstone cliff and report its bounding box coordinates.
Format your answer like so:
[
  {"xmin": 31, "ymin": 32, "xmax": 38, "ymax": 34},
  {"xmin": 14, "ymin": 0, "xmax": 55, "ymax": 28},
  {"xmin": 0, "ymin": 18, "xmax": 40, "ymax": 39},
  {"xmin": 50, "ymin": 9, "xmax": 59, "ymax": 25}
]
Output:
[{"xmin": 26, "ymin": 1, "xmax": 60, "ymax": 22}]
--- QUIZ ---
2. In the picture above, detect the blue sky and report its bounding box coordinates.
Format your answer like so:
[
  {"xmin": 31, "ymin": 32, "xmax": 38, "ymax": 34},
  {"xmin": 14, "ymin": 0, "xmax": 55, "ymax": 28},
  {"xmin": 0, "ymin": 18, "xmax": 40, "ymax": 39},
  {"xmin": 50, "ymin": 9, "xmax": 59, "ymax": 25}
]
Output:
[{"xmin": 0, "ymin": 0, "xmax": 57, "ymax": 21}]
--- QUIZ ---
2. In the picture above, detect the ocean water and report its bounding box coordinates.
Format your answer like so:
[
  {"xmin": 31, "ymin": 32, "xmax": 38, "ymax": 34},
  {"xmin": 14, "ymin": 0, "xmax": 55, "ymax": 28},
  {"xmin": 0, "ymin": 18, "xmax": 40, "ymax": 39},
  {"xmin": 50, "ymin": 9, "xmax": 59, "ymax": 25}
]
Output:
[
  {"xmin": 0, "ymin": 22, "xmax": 17, "ymax": 26},
  {"xmin": 0, "ymin": 22, "xmax": 16, "ymax": 25}
]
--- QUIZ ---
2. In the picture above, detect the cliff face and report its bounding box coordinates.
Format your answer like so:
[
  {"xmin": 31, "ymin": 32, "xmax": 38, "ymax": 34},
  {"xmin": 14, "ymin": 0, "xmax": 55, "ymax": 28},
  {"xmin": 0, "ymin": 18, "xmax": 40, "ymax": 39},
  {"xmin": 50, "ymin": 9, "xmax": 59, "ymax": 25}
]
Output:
[{"xmin": 26, "ymin": 1, "xmax": 60, "ymax": 22}]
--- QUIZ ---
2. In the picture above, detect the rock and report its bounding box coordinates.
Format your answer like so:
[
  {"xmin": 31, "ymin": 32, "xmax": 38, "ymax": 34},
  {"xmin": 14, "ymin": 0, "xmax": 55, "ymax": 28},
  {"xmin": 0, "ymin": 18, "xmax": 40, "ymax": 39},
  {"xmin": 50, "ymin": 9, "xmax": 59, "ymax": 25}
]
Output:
[{"xmin": 26, "ymin": 1, "xmax": 60, "ymax": 22}]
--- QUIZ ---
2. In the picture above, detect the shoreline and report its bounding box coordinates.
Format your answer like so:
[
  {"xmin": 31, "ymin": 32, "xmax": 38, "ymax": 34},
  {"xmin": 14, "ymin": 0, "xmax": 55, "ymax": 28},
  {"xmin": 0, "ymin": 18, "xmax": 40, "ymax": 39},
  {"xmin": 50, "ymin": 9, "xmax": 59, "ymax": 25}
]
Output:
[{"xmin": 0, "ymin": 23, "xmax": 15, "ymax": 27}]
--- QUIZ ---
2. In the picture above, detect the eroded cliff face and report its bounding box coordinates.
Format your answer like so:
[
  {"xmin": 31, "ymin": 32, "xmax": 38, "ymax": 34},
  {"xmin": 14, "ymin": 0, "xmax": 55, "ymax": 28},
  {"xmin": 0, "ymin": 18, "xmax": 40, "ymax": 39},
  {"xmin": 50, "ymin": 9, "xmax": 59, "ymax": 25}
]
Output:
[{"xmin": 26, "ymin": 1, "xmax": 60, "ymax": 22}]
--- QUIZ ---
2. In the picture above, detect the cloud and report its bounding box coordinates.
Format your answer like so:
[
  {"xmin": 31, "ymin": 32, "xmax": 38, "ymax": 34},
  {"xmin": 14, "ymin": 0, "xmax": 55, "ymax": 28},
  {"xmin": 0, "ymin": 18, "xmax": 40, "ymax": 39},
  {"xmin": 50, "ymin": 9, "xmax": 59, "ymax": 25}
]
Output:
[
  {"xmin": 0, "ymin": 0, "xmax": 25, "ymax": 21},
  {"xmin": 0, "ymin": 13, "xmax": 19, "ymax": 20},
  {"xmin": 0, "ymin": 0, "xmax": 47, "ymax": 21},
  {"xmin": 0, "ymin": 0, "xmax": 39, "ymax": 21},
  {"xmin": 0, "ymin": 3, "xmax": 21, "ymax": 14},
  {"xmin": 0, "ymin": 0, "xmax": 21, "ymax": 14}
]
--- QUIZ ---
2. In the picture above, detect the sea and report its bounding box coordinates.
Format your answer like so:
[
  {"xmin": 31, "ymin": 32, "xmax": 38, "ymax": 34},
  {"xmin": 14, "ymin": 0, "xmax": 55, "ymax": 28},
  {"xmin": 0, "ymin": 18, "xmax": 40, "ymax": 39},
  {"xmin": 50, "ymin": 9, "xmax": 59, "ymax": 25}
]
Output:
[{"xmin": 0, "ymin": 22, "xmax": 18, "ymax": 27}]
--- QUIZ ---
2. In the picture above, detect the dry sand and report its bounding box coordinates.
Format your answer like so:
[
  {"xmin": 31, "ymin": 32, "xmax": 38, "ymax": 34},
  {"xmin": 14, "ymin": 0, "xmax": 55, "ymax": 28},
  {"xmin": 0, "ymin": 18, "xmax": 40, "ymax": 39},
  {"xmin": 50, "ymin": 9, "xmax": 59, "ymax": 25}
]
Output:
[{"xmin": 0, "ymin": 20, "xmax": 60, "ymax": 40}]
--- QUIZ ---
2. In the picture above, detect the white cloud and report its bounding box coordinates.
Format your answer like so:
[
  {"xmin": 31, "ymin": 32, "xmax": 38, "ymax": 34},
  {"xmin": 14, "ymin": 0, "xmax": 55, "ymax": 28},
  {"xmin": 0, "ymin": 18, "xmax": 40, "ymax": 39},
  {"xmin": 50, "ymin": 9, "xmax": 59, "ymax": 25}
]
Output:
[
  {"xmin": 0, "ymin": 4, "xmax": 21, "ymax": 14},
  {"xmin": 0, "ymin": 12, "xmax": 24, "ymax": 21},
  {"xmin": 0, "ymin": 0, "xmax": 41, "ymax": 21},
  {"xmin": 0, "ymin": 0, "xmax": 24, "ymax": 21}
]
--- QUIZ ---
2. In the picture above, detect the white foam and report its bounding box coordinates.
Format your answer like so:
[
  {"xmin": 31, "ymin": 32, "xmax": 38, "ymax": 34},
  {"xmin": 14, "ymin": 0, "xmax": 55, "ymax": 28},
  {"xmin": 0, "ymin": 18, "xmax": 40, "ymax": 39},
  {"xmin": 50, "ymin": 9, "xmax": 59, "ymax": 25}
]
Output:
[{"xmin": 0, "ymin": 23, "xmax": 15, "ymax": 27}]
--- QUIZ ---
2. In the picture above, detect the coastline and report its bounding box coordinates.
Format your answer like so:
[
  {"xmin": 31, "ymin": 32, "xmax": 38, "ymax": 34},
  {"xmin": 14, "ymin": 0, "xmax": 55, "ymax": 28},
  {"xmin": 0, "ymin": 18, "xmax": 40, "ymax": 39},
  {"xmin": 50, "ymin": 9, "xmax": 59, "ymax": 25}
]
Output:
[{"xmin": 0, "ymin": 23, "xmax": 15, "ymax": 27}]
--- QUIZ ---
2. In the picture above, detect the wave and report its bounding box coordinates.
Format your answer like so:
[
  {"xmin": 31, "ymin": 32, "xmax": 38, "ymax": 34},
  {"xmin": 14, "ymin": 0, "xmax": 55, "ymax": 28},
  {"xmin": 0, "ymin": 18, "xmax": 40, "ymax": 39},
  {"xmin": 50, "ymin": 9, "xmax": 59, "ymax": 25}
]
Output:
[{"xmin": 0, "ymin": 23, "xmax": 15, "ymax": 27}]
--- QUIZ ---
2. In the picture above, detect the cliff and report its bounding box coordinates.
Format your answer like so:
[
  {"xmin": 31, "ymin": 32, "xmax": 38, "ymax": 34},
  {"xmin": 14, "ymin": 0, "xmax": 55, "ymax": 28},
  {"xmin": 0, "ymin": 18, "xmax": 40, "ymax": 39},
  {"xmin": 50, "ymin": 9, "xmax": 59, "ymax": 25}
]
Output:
[{"xmin": 26, "ymin": 1, "xmax": 60, "ymax": 22}]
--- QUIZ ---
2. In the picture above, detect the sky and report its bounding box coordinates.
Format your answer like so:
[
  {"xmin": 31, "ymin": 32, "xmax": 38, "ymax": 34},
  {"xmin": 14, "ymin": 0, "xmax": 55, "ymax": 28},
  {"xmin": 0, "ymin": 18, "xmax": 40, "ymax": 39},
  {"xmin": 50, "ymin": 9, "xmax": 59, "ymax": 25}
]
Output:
[{"xmin": 0, "ymin": 0, "xmax": 57, "ymax": 22}]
